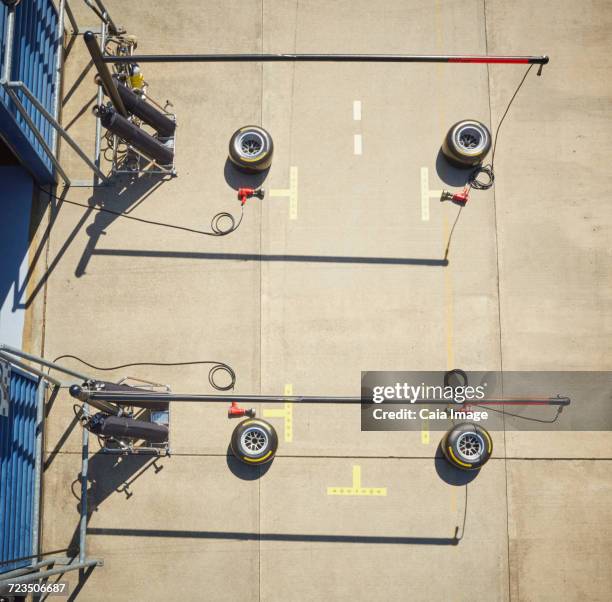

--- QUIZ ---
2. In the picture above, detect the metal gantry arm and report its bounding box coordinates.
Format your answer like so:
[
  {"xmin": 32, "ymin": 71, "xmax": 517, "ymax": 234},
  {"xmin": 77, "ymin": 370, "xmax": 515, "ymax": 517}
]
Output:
[
  {"xmin": 103, "ymin": 53, "xmax": 549, "ymax": 66},
  {"xmin": 69, "ymin": 383, "xmax": 571, "ymax": 407}
]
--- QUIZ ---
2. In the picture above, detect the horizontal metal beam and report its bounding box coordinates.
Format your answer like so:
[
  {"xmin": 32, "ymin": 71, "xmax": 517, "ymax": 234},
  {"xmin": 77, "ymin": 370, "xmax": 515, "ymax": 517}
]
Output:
[
  {"xmin": 0, "ymin": 352, "xmax": 63, "ymax": 387},
  {"xmin": 6, "ymin": 82, "xmax": 108, "ymax": 181},
  {"xmin": 3, "ymin": 86, "xmax": 71, "ymax": 184},
  {"xmin": 103, "ymin": 53, "xmax": 549, "ymax": 65},
  {"xmin": 0, "ymin": 558, "xmax": 102, "ymax": 587},
  {"xmin": 0, "ymin": 345, "xmax": 91, "ymax": 381},
  {"xmin": 70, "ymin": 386, "xmax": 571, "ymax": 407}
]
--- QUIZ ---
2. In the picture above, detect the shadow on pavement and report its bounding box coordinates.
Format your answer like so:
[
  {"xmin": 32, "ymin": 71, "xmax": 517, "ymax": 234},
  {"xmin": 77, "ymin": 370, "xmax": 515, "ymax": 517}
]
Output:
[
  {"xmin": 91, "ymin": 248, "xmax": 449, "ymax": 267},
  {"xmin": 226, "ymin": 445, "xmax": 273, "ymax": 480},
  {"xmin": 433, "ymin": 443, "xmax": 480, "ymax": 486},
  {"xmin": 223, "ymin": 158, "xmax": 270, "ymax": 191},
  {"xmin": 435, "ymin": 148, "xmax": 471, "ymax": 187},
  {"xmin": 87, "ymin": 527, "xmax": 460, "ymax": 546}
]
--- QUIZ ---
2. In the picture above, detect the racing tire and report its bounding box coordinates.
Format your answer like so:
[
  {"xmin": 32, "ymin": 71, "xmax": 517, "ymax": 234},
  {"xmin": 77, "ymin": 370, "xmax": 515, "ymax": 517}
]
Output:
[
  {"xmin": 228, "ymin": 125, "xmax": 274, "ymax": 173},
  {"xmin": 441, "ymin": 422, "xmax": 492, "ymax": 470},
  {"xmin": 441, "ymin": 120, "xmax": 492, "ymax": 168},
  {"xmin": 230, "ymin": 418, "xmax": 278, "ymax": 465}
]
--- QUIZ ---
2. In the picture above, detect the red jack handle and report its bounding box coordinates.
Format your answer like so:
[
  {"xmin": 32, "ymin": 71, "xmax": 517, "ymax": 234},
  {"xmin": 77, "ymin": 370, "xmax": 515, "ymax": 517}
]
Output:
[
  {"xmin": 440, "ymin": 188, "xmax": 470, "ymax": 205},
  {"xmin": 228, "ymin": 401, "xmax": 256, "ymax": 418},
  {"xmin": 237, "ymin": 187, "xmax": 265, "ymax": 206}
]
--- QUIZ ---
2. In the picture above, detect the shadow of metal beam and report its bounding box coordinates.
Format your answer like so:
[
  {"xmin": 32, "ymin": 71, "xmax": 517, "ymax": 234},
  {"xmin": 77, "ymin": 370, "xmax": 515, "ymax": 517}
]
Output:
[
  {"xmin": 87, "ymin": 527, "xmax": 459, "ymax": 545},
  {"xmin": 91, "ymin": 249, "xmax": 449, "ymax": 267}
]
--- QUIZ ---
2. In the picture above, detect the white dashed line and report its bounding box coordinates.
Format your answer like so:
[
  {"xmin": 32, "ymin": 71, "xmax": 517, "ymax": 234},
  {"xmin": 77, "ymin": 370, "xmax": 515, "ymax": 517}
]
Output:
[
  {"xmin": 420, "ymin": 167, "xmax": 442, "ymax": 221},
  {"xmin": 353, "ymin": 100, "xmax": 362, "ymax": 121}
]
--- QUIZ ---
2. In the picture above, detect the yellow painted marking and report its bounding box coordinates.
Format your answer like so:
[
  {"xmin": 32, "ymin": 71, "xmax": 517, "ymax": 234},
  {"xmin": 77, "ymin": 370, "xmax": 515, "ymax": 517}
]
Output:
[
  {"xmin": 421, "ymin": 417, "xmax": 430, "ymax": 445},
  {"xmin": 269, "ymin": 167, "xmax": 298, "ymax": 220},
  {"xmin": 263, "ymin": 384, "xmax": 293, "ymax": 442},
  {"xmin": 327, "ymin": 465, "xmax": 387, "ymax": 496},
  {"xmin": 420, "ymin": 167, "xmax": 443, "ymax": 222}
]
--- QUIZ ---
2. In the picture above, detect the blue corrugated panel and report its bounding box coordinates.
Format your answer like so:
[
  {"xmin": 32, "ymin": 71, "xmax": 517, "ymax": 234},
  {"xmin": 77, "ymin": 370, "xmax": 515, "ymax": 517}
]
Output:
[
  {"xmin": 0, "ymin": 0, "xmax": 59, "ymax": 184},
  {"xmin": 0, "ymin": 366, "xmax": 39, "ymax": 574}
]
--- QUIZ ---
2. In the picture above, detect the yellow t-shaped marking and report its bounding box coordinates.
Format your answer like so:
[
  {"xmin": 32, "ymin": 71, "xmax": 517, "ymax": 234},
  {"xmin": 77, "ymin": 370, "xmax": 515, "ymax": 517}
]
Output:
[
  {"xmin": 327, "ymin": 465, "xmax": 387, "ymax": 496},
  {"xmin": 263, "ymin": 384, "xmax": 293, "ymax": 442}
]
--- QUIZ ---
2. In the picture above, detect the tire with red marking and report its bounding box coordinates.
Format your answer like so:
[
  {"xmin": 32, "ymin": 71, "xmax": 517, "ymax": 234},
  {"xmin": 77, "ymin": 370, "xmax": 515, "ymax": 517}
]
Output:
[
  {"xmin": 228, "ymin": 125, "xmax": 274, "ymax": 173},
  {"xmin": 441, "ymin": 422, "xmax": 492, "ymax": 470},
  {"xmin": 441, "ymin": 119, "xmax": 491, "ymax": 168},
  {"xmin": 231, "ymin": 418, "xmax": 278, "ymax": 465}
]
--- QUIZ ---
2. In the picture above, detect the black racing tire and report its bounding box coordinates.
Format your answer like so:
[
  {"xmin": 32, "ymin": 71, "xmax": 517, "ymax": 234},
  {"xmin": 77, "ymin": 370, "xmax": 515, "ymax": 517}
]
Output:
[
  {"xmin": 441, "ymin": 422, "xmax": 493, "ymax": 470},
  {"xmin": 228, "ymin": 125, "xmax": 274, "ymax": 173},
  {"xmin": 441, "ymin": 120, "xmax": 492, "ymax": 168},
  {"xmin": 230, "ymin": 418, "xmax": 278, "ymax": 465}
]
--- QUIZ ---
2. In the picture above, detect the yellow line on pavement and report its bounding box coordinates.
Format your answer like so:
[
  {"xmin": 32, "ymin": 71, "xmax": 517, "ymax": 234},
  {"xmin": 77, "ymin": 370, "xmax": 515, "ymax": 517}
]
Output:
[
  {"xmin": 327, "ymin": 465, "xmax": 387, "ymax": 496},
  {"xmin": 421, "ymin": 417, "xmax": 430, "ymax": 444},
  {"xmin": 263, "ymin": 384, "xmax": 293, "ymax": 442}
]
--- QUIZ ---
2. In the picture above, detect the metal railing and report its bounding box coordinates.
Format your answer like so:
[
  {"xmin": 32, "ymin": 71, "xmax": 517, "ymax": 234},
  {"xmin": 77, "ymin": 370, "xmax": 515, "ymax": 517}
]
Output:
[{"xmin": 0, "ymin": 345, "xmax": 103, "ymax": 589}]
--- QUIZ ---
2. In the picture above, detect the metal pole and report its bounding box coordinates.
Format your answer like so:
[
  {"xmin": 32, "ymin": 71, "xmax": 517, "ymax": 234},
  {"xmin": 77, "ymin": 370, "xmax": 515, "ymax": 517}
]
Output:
[
  {"xmin": 0, "ymin": 345, "xmax": 91, "ymax": 380},
  {"xmin": 0, "ymin": 4, "xmax": 15, "ymax": 81},
  {"xmin": 7, "ymin": 82, "xmax": 107, "ymax": 181},
  {"xmin": 102, "ymin": 53, "xmax": 549, "ymax": 66},
  {"xmin": 51, "ymin": 0, "xmax": 66, "ymax": 158},
  {"xmin": 83, "ymin": 30, "xmax": 127, "ymax": 117},
  {"xmin": 70, "ymin": 387, "xmax": 571, "ymax": 407},
  {"xmin": 0, "ymin": 558, "xmax": 69, "ymax": 581},
  {"xmin": 92, "ymin": 0, "xmax": 119, "ymax": 36},
  {"xmin": 30, "ymin": 380, "xmax": 47, "ymax": 562},
  {"xmin": 0, "ymin": 352, "xmax": 63, "ymax": 387},
  {"xmin": 3, "ymin": 87, "xmax": 71, "ymax": 184},
  {"xmin": 93, "ymin": 21, "xmax": 106, "ymax": 186},
  {"xmin": 79, "ymin": 405, "xmax": 89, "ymax": 564},
  {"xmin": 0, "ymin": 559, "xmax": 102, "ymax": 587}
]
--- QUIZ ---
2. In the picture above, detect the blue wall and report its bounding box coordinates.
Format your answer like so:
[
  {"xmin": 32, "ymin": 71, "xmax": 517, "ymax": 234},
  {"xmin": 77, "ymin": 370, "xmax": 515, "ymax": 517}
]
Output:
[
  {"xmin": 0, "ymin": 0, "xmax": 60, "ymax": 184},
  {"xmin": 0, "ymin": 366, "xmax": 39, "ymax": 573}
]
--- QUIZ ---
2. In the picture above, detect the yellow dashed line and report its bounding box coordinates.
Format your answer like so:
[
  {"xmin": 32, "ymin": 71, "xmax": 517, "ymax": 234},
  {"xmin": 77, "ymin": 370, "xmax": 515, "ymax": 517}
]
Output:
[
  {"xmin": 327, "ymin": 465, "xmax": 387, "ymax": 496},
  {"xmin": 263, "ymin": 384, "xmax": 293, "ymax": 442},
  {"xmin": 421, "ymin": 417, "xmax": 430, "ymax": 444}
]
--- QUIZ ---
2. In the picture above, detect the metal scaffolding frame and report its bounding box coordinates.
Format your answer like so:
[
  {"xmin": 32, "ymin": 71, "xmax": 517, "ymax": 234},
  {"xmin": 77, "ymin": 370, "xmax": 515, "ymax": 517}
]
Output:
[
  {"xmin": 0, "ymin": 0, "xmax": 110, "ymax": 187},
  {"xmin": 0, "ymin": 346, "xmax": 103, "ymax": 591}
]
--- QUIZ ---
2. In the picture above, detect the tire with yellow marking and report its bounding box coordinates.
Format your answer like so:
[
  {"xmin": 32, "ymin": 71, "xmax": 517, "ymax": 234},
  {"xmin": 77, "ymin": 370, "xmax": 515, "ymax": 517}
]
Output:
[
  {"xmin": 231, "ymin": 418, "xmax": 278, "ymax": 465},
  {"xmin": 228, "ymin": 125, "xmax": 274, "ymax": 173},
  {"xmin": 441, "ymin": 422, "xmax": 492, "ymax": 470}
]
